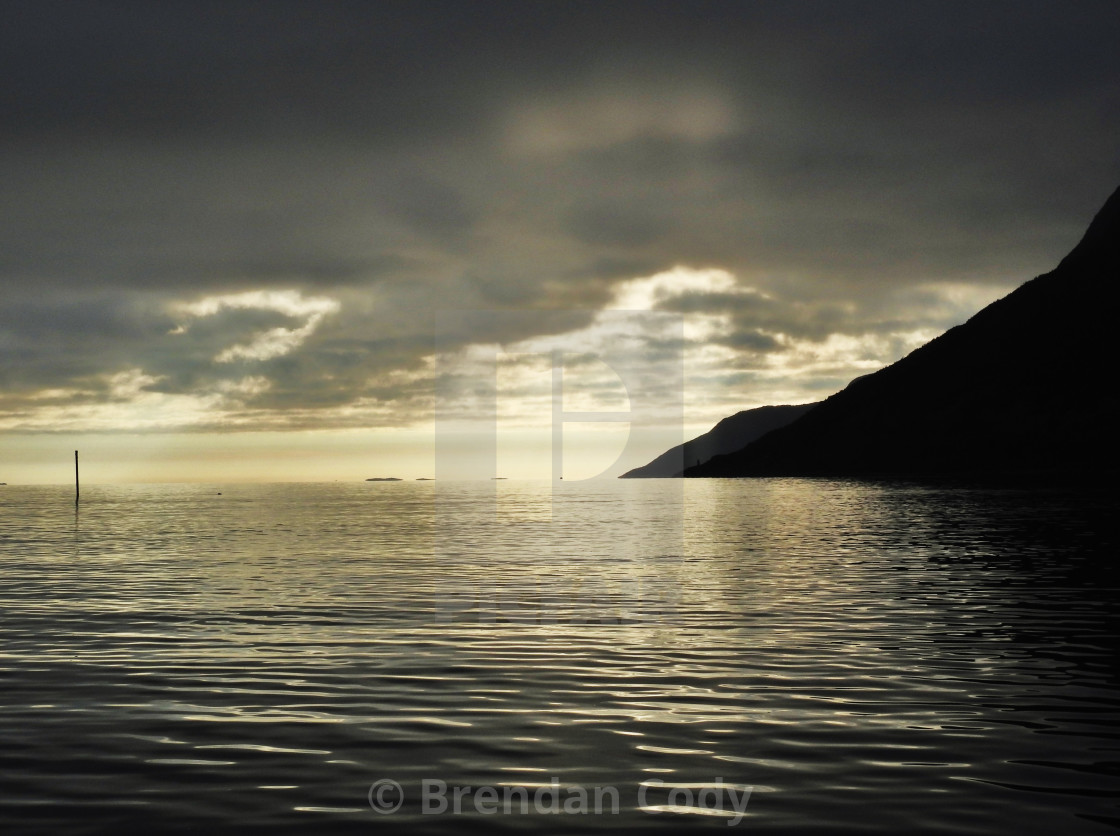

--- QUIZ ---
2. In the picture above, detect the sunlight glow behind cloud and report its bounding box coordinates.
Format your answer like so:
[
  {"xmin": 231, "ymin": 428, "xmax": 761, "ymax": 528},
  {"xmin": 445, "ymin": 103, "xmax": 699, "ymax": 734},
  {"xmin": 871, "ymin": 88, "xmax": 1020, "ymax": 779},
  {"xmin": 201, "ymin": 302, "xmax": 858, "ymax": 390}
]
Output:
[
  {"xmin": 612, "ymin": 266, "xmax": 745, "ymax": 310},
  {"xmin": 506, "ymin": 87, "xmax": 737, "ymax": 155}
]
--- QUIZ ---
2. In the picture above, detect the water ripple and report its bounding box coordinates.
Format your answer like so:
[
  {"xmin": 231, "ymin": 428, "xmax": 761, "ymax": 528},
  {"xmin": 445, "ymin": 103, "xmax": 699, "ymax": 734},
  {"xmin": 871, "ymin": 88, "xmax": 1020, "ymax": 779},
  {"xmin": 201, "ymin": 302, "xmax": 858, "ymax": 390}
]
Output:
[{"xmin": 1, "ymin": 480, "xmax": 1117, "ymax": 834}]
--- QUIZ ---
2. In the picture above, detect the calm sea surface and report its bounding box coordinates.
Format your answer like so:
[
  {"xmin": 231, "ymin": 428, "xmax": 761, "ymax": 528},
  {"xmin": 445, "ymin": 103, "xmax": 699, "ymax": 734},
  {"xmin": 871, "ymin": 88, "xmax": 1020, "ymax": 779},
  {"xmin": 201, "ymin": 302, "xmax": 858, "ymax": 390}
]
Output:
[{"xmin": 0, "ymin": 480, "xmax": 1117, "ymax": 835}]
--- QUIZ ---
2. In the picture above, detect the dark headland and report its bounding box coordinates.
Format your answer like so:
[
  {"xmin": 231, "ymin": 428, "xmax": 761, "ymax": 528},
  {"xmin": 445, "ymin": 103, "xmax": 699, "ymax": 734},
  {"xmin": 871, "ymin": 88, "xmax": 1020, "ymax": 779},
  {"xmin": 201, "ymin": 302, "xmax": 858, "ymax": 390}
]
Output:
[
  {"xmin": 620, "ymin": 404, "xmax": 816, "ymax": 478},
  {"xmin": 365, "ymin": 477, "xmax": 403, "ymax": 482},
  {"xmin": 673, "ymin": 183, "xmax": 1120, "ymax": 481}
]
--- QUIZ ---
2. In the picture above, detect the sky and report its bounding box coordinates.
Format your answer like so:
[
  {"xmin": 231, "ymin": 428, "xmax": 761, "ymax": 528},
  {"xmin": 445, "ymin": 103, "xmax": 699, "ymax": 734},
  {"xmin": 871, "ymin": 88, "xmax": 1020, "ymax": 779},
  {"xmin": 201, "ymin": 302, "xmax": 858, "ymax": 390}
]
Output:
[{"xmin": 1, "ymin": 0, "xmax": 1118, "ymax": 483}]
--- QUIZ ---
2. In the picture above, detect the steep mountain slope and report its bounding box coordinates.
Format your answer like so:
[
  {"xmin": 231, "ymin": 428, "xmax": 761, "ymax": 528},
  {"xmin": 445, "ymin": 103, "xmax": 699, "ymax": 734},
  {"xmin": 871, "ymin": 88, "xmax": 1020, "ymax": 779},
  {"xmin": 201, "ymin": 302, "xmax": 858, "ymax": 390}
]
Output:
[{"xmin": 686, "ymin": 185, "xmax": 1120, "ymax": 480}]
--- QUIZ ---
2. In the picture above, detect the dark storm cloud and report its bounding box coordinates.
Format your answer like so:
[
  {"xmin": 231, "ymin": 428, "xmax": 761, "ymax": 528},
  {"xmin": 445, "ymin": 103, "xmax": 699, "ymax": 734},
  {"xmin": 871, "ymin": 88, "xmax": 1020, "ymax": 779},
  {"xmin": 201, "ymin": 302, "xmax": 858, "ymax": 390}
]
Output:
[
  {"xmin": 0, "ymin": 293, "xmax": 175, "ymax": 389},
  {"xmin": 563, "ymin": 200, "xmax": 677, "ymax": 248},
  {"xmin": 2, "ymin": 0, "xmax": 1119, "ymax": 427}
]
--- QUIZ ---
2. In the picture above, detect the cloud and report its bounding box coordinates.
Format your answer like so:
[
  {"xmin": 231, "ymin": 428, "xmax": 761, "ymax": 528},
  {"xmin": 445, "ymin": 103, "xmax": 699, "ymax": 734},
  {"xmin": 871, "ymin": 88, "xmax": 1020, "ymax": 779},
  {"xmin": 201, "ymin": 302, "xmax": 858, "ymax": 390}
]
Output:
[
  {"xmin": 504, "ymin": 86, "xmax": 737, "ymax": 156},
  {"xmin": 1, "ymin": 1, "xmax": 1118, "ymax": 438},
  {"xmin": 612, "ymin": 267, "xmax": 744, "ymax": 310},
  {"xmin": 171, "ymin": 289, "xmax": 340, "ymax": 363}
]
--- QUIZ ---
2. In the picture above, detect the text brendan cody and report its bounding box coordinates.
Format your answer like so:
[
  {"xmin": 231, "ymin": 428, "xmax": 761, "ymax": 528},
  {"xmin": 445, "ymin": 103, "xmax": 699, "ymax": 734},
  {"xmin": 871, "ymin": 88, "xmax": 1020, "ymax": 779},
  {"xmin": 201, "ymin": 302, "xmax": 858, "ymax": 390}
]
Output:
[{"xmin": 368, "ymin": 777, "xmax": 753, "ymax": 825}]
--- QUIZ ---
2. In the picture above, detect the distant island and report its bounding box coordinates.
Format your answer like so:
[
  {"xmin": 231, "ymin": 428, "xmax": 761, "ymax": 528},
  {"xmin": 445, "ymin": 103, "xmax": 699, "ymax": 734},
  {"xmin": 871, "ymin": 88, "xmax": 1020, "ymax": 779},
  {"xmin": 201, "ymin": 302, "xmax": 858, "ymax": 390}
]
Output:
[
  {"xmin": 675, "ymin": 182, "xmax": 1120, "ymax": 482},
  {"xmin": 365, "ymin": 477, "xmax": 403, "ymax": 482},
  {"xmin": 416, "ymin": 478, "xmax": 435, "ymax": 481}
]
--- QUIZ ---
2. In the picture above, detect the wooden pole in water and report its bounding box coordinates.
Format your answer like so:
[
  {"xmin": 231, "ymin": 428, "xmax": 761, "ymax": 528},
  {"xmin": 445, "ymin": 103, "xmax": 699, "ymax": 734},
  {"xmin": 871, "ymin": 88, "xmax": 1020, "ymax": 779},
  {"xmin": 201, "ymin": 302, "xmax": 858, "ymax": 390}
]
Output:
[{"xmin": 74, "ymin": 450, "xmax": 79, "ymax": 505}]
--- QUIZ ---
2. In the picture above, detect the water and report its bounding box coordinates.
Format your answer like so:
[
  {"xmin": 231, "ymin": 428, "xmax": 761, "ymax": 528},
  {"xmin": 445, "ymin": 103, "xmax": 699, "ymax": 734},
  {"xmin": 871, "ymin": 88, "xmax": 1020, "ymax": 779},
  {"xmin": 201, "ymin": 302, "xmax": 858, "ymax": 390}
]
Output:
[{"xmin": 0, "ymin": 480, "xmax": 1117, "ymax": 834}]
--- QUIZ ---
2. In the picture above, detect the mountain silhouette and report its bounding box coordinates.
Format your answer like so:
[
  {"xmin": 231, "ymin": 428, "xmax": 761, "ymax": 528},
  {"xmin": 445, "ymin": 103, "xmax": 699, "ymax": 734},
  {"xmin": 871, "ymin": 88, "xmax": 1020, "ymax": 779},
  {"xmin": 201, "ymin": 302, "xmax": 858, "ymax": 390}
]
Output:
[
  {"xmin": 685, "ymin": 184, "xmax": 1120, "ymax": 481},
  {"xmin": 620, "ymin": 404, "xmax": 816, "ymax": 477}
]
